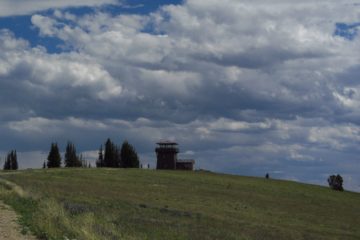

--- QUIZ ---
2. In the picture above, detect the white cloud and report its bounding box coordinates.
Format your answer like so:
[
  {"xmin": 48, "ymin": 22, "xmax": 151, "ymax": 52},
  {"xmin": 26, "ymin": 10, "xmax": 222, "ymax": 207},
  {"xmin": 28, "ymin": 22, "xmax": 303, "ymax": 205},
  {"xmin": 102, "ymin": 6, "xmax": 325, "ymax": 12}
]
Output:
[
  {"xmin": 7, "ymin": 117, "xmax": 109, "ymax": 134},
  {"xmin": 309, "ymin": 125, "xmax": 360, "ymax": 150},
  {"xmin": 8, "ymin": 117, "xmax": 57, "ymax": 133},
  {"xmin": 27, "ymin": 0, "xmax": 360, "ymax": 112},
  {"xmin": 207, "ymin": 118, "xmax": 273, "ymax": 132},
  {"xmin": 0, "ymin": 0, "xmax": 119, "ymax": 17},
  {"xmin": 0, "ymin": 31, "xmax": 122, "ymax": 100},
  {"xmin": 31, "ymin": 15, "xmax": 58, "ymax": 36}
]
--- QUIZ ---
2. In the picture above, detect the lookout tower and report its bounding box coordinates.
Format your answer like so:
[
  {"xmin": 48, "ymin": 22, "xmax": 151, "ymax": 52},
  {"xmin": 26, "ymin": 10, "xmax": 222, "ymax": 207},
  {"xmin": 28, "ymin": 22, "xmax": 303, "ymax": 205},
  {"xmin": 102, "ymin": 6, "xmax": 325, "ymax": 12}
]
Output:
[
  {"xmin": 155, "ymin": 141, "xmax": 195, "ymax": 170},
  {"xmin": 156, "ymin": 141, "xmax": 179, "ymax": 170}
]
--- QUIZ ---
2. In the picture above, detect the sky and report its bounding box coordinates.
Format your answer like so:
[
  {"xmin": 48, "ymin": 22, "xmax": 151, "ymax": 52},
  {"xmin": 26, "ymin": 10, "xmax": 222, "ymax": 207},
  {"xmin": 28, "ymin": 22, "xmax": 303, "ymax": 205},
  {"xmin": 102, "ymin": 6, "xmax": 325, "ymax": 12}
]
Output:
[{"xmin": 0, "ymin": 0, "xmax": 360, "ymax": 191}]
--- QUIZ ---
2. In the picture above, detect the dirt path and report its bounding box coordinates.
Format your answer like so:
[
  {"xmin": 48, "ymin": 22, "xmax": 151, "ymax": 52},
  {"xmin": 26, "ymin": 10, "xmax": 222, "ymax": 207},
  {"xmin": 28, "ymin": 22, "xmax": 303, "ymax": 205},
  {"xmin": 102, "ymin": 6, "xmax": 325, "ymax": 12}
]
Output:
[{"xmin": 0, "ymin": 201, "xmax": 36, "ymax": 240}]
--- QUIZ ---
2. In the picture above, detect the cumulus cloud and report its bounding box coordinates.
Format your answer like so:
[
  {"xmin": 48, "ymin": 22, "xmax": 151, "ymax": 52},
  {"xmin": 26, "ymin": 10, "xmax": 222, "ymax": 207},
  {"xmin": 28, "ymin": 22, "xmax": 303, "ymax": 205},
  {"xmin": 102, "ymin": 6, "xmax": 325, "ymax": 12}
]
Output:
[
  {"xmin": 28, "ymin": 1, "xmax": 360, "ymax": 121},
  {"xmin": 0, "ymin": 0, "xmax": 119, "ymax": 17},
  {"xmin": 0, "ymin": 30, "xmax": 122, "ymax": 104}
]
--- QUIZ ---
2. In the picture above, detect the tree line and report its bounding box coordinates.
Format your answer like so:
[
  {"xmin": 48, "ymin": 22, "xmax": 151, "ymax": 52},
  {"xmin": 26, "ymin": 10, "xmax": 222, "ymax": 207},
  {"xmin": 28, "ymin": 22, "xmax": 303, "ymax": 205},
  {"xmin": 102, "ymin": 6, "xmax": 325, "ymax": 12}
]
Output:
[
  {"xmin": 45, "ymin": 138, "xmax": 139, "ymax": 169},
  {"xmin": 3, "ymin": 138, "xmax": 139, "ymax": 170},
  {"xmin": 95, "ymin": 139, "xmax": 139, "ymax": 168},
  {"xmin": 45, "ymin": 142, "xmax": 88, "ymax": 168}
]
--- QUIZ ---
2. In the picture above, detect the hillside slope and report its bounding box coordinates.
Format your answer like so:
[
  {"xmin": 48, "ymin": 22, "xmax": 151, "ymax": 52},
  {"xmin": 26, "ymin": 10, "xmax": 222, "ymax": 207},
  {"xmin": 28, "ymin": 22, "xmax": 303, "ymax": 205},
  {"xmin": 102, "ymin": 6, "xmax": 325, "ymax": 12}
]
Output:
[{"xmin": 0, "ymin": 169, "xmax": 359, "ymax": 240}]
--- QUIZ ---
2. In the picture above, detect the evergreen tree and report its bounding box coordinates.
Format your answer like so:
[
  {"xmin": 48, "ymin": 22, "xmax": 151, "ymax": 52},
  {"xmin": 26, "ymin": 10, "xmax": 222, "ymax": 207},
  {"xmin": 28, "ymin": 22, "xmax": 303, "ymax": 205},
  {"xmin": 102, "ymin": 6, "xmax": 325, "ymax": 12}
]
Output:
[
  {"xmin": 3, "ymin": 154, "xmax": 10, "ymax": 170},
  {"xmin": 43, "ymin": 161, "xmax": 46, "ymax": 169},
  {"xmin": 104, "ymin": 138, "xmax": 121, "ymax": 168},
  {"xmin": 104, "ymin": 138, "xmax": 113, "ymax": 167},
  {"xmin": 3, "ymin": 150, "xmax": 18, "ymax": 170},
  {"xmin": 64, "ymin": 141, "xmax": 81, "ymax": 167},
  {"xmin": 121, "ymin": 141, "xmax": 139, "ymax": 168},
  {"xmin": 96, "ymin": 145, "xmax": 104, "ymax": 167},
  {"xmin": 115, "ymin": 146, "xmax": 121, "ymax": 167},
  {"xmin": 11, "ymin": 150, "xmax": 18, "ymax": 170},
  {"xmin": 47, "ymin": 143, "xmax": 61, "ymax": 168}
]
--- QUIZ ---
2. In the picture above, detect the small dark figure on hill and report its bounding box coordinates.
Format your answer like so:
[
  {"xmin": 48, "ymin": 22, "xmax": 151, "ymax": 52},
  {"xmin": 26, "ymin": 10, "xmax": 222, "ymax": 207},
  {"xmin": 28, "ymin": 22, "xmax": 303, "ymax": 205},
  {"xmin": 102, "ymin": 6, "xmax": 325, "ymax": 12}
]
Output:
[
  {"xmin": 265, "ymin": 173, "xmax": 269, "ymax": 179},
  {"xmin": 327, "ymin": 174, "xmax": 344, "ymax": 191}
]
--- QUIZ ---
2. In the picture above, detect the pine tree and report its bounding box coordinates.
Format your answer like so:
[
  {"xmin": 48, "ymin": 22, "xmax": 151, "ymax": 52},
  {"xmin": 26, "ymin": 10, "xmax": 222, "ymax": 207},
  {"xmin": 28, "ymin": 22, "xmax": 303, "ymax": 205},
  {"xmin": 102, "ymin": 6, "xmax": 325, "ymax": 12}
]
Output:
[
  {"xmin": 104, "ymin": 138, "xmax": 113, "ymax": 167},
  {"xmin": 121, "ymin": 141, "xmax": 139, "ymax": 168},
  {"xmin": 115, "ymin": 146, "xmax": 121, "ymax": 167},
  {"xmin": 104, "ymin": 138, "xmax": 121, "ymax": 168},
  {"xmin": 96, "ymin": 145, "xmax": 104, "ymax": 167},
  {"xmin": 3, "ymin": 154, "xmax": 10, "ymax": 170},
  {"xmin": 3, "ymin": 150, "xmax": 18, "ymax": 170},
  {"xmin": 11, "ymin": 150, "xmax": 18, "ymax": 170},
  {"xmin": 47, "ymin": 143, "xmax": 62, "ymax": 168},
  {"xmin": 43, "ymin": 161, "xmax": 46, "ymax": 169},
  {"xmin": 64, "ymin": 142, "xmax": 81, "ymax": 167}
]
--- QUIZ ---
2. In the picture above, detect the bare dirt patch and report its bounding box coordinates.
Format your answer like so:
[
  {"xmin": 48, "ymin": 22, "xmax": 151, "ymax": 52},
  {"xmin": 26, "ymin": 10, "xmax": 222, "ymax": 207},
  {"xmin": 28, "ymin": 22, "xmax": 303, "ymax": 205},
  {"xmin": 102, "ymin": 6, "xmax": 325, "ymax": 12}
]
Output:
[{"xmin": 0, "ymin": 201, "xmax": 36, "ymax": 240}]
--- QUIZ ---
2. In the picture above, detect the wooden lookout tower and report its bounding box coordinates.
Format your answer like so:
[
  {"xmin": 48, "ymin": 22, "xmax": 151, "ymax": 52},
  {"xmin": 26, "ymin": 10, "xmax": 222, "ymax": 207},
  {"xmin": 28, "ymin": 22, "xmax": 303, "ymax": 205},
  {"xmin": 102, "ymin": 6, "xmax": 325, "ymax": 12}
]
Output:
[
  {"xmin": 156, "ymin": 141, "xmax": 179, "ymax": 170},
  {"xmin": 155, "ymin": 141, "xmax": 194, "ymax": 170}
]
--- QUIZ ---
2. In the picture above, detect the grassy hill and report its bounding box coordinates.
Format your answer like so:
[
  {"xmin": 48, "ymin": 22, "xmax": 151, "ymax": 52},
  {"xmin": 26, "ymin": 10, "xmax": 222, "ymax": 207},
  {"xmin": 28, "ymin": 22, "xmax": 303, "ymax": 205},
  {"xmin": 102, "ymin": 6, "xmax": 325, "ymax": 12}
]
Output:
[{"xmin": 0, "ymin": 168, "xmax": 359, "ymax": 240}]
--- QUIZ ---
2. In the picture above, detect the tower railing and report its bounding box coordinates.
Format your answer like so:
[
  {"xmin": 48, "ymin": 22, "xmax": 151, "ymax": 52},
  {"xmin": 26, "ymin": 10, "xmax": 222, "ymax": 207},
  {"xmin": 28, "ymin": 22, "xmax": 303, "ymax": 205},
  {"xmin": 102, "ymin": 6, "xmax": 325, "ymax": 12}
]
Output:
[{"xmin": 155, "ymin": 146, "xmax": 179, "ymax": 152}]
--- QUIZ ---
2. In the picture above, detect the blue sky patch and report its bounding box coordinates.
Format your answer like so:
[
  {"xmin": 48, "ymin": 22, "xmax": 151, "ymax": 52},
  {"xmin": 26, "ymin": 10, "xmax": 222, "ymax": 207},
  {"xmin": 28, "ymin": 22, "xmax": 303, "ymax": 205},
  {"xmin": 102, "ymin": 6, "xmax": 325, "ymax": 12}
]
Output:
[
  {"xmin": 334, "ymin": 22, "xmax": 360, "ymax": 40},
  {"xmin": 0, "ymin": 15, "xmax": 65, "ymax": 53},
  {"xmin": 111, "ymin": 0, "xmax": 182, "ymax": 15}
]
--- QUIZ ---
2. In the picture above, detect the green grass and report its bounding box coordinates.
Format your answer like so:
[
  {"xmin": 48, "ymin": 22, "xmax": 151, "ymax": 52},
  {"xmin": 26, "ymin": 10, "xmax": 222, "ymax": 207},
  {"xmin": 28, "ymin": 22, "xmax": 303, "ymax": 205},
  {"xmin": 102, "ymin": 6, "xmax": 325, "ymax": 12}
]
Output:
[{"xmin": 0, "ymin": 168, "xmax": 359, "ymax": 240}]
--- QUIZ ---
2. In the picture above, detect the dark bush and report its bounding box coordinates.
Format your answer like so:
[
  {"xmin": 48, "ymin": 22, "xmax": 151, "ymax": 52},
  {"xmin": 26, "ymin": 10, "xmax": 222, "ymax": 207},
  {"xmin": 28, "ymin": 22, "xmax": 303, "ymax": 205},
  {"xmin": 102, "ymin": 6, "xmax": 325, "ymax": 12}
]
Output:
[{"xmin": 327, "ymin": 174, "xmax": 344, "ymax": 191}]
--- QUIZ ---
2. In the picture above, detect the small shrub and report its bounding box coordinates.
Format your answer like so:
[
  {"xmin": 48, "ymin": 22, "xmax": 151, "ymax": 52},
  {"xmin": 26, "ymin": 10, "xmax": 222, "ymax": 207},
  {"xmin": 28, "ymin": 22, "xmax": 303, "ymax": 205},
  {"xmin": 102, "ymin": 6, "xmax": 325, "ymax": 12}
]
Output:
[{"xmin": 327, "ymin": 174, "xmax": 344, "ymax": 191}]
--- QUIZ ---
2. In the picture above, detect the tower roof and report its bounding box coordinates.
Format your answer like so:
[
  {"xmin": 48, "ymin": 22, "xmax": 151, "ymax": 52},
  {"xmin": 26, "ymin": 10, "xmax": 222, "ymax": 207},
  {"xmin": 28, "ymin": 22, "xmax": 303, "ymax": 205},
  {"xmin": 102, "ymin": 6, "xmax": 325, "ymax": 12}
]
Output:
[{"xmin": 156, "ymin": 140, "xmax": 178, "ymax": 145}]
